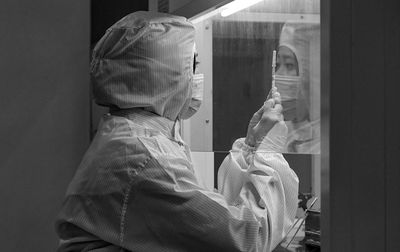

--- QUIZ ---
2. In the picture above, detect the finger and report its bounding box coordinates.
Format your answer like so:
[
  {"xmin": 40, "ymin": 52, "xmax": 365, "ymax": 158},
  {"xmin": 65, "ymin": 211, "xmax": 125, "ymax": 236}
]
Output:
[
  {"xmin": 274, "ymin": 96, "xmax": 281, "ymax": 105},
  {"xmin": 271, "ymin": 86, "xmax": 277, "ymax": 94},
  {"xmin": 274, "ymin": 103, "xmax": 283, "ymax": 114},
  {"xmin": 272, "ymin": 92, "xmax": 281, "ymax": 104},
  {"xmin": 263, "ymin": 98, "xmax": 275, "ymax": 109},
  {"xmin": 251, "ymin": 106, "xmax": 264, "ymax": 121}
]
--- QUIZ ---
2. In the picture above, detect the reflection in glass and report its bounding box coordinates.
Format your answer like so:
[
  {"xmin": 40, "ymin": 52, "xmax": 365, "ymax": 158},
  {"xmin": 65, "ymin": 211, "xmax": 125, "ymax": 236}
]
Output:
[
  {"xmin": 277, "ymin": 22, "xmax": 320, "ymax": 154},
  {"xmin": 185, "ymin": 0, "xmax": 320, "ymax": 155}
]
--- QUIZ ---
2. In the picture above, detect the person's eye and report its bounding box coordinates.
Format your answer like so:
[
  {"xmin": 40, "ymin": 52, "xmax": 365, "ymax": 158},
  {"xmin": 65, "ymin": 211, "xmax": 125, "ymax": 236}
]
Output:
[{"xmin": 286, "ymin": 63, "xmax": 295, "ymax": 71}]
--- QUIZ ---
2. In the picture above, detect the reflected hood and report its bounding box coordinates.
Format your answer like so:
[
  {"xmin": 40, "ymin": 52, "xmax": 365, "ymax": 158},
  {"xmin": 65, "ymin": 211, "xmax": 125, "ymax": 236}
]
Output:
[{"xmin": 279, "ymin": 21, "xmax": 320, "ymax": 121}]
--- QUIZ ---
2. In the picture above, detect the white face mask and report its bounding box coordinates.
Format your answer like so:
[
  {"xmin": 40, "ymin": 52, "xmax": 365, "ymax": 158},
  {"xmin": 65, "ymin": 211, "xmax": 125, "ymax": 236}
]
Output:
[
  {"xmin": 180, "ymin": 73, "xmax": 204, "ymax": 119},
  {"xmin": 275, "ymin": 74, "xmax": 302, "ymax": 121},
  {"xmin": 274, "ymin": 75, "xmax": 302, "ymax": 101}
]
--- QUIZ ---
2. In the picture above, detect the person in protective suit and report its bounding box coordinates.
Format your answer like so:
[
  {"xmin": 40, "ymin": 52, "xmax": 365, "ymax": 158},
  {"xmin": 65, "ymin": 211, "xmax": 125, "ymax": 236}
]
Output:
[
  {"xmin": 275, "ymin": 22, "xmax": 321, "ymax": 154},
  {"xmin": 55, "ymin": 11, "xmax": 299, "ymax": 252}
]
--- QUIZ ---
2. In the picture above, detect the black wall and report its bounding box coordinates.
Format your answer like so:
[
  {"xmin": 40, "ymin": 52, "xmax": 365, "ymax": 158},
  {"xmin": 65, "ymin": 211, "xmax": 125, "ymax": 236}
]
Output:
[
  {"xmin": 91, "ymin": 0, "xmax": 149, "ymax": 45},
  {"xmin": 0, "ymin": 1, "xmax": 149, "ymax": 251},
  {"xmin": 321, "ymin": 0, "xmax": 400, "ymax": 251},
  {"xmin": 0, "ymin": 1, "xmax": 90, "ymax": 251}
]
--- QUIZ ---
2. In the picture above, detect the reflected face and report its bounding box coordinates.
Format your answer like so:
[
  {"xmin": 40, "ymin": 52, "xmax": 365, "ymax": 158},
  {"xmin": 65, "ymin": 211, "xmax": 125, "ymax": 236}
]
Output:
[{"xmin": 276, "ymin": 46, "xmax": 299, "ymax": 76}]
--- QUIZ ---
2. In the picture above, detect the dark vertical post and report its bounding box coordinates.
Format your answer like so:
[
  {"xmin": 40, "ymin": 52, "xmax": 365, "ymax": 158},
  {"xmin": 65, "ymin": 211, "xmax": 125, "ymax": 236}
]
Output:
[
  {"xmin": 0, "ymin": 1, "xmax": 90, "ymax": 251},
  {"xmin": 384, "ymin": 0, "xmax": 400, "ymax": 250},
  {"xmin": 325, "ymin": 0, "xmax": 400, "ymax": 250}
]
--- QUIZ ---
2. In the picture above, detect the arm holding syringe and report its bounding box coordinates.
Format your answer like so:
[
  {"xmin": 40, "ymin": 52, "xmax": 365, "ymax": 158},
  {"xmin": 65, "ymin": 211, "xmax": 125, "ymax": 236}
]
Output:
[{"xmin": 246, "ymin": 50, "xmax": 284, "ymax": 148}]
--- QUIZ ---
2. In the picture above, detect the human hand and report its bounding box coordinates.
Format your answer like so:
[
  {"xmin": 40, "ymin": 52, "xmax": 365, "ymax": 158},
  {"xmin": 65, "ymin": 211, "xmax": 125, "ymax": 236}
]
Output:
[{"xmin": 245, "ymin": 87, "xmax": 283, "ymax": 148}]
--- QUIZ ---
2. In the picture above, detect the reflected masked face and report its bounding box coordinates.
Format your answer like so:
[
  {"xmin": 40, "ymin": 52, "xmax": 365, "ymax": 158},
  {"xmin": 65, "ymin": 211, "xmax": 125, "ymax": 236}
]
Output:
[
  {"xmin": 180, "ymin": 44, "xmax": 204, "ymax": 120},
  {"xmin": 275, "ymin": 46, "xmax": 302, "ymax": 121}
]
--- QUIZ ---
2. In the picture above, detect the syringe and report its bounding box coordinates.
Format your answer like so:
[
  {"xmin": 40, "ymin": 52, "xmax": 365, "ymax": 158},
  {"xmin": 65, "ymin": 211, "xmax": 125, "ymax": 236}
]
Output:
[
  {"xmin": 272, "ymin": 50, "xmax": 277, "ymax": 89},
  {"xmin": 267, "ymin": 50, "xmax": 277, "ymax": 100}
]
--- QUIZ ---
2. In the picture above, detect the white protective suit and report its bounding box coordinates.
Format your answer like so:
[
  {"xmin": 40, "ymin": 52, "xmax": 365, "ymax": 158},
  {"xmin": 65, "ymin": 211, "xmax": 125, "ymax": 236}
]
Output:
[
  {"xmin": 55, "ymin": 11, "xmax": 299, "ymax": 252},
  {"xmin": 278, "ymin": 22, "xmax": 321, "ymax": 154}
]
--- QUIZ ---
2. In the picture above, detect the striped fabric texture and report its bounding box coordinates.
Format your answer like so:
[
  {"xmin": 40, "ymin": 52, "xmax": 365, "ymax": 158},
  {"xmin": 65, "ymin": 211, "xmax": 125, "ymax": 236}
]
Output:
[
  {"xmin": 55, "ymin": 109, "xmax": 299, "ymax": 252},
  {"xmin": 56, "ymin": 12, "xmax": 298, "ymax": 252},
  {"xmin": 91, "ymin": 11, "xmax": 195, "ymax": 121}
]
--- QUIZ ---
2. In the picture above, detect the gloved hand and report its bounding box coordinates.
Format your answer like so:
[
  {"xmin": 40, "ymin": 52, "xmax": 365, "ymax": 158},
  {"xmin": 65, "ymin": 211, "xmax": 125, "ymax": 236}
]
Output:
[{"xmin": 245, "ymin": 87, "xmax": 284, "ymax": 148}]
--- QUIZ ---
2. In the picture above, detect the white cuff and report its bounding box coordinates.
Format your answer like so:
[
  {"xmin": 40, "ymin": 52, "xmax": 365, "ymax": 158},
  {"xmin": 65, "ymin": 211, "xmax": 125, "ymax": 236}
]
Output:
[{"xmin": 258, "ymin": 121, "xmax": 288, "ymax": 153}]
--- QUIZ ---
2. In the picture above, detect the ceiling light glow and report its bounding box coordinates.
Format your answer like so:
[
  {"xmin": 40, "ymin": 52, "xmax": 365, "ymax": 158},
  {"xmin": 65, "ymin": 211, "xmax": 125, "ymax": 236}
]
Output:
[{"xmin": 220, "ymin": 0, "xmax": 264, "ymax": 17}]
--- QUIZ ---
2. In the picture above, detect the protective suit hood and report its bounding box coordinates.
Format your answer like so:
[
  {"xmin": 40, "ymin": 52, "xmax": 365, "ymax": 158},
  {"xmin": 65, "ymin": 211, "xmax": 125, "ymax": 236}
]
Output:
[
  {"xmin": 279, "ymin": 22, "xmax": 319, "ymax": 80},
  {"xmin": 91, "ymin": 11, "xmax": 195, "ymax": 121}
]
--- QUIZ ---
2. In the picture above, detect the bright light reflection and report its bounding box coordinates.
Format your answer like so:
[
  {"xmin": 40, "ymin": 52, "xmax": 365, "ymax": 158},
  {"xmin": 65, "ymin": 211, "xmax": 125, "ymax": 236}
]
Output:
[{"xmin": 220, "ymin": 0, "xmax": 264, "ymax": 17}]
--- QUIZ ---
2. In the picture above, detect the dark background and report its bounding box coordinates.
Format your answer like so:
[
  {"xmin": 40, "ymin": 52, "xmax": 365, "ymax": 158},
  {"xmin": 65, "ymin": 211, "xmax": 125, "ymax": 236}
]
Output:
[
  {"xmin": 321, "ymin": 0, "xmax": 400, "ymax": 251},
  {"xmin": 91, "ymin": 0, "xmax": 149, "ymax": 45},
  {"xmin": 0, "ymin": 1, "xmax": 148, "ymax": 251}
]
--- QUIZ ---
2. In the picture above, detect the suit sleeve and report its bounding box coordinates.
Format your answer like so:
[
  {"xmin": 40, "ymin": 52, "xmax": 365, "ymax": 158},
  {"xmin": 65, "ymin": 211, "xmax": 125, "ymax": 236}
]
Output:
[{"xmin": 124, "ymin": 132, "xmax": 298, "ymax": 252}]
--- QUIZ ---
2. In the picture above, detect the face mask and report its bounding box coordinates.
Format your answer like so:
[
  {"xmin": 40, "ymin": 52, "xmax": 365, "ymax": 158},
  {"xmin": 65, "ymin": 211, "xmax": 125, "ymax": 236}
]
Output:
[
  {"xmin": 180, "ymin": 73, "xmax": 204, "ymax": 119},
  {"xmin": 275, "ymin": 74, "xmax": 302, "ymax": 121},
  {"xmin": 274, "ymin": 75, "xmax": 301, "ymax": 101}
]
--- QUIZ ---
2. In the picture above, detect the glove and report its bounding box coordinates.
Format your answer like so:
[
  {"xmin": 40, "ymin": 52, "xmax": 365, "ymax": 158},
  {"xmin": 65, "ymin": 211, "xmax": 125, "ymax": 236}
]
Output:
[
  {"xmin": 245, "ymin": 87, "xmax": 284, "ymax": 148},
  {"xmin": 258, "ymin": 120, "xmax": 288, "ymax": 152}
]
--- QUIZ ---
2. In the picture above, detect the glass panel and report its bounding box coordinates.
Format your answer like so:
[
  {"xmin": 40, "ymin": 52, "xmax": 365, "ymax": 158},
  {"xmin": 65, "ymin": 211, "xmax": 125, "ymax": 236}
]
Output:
[
  {"xmin": 183, "ymin": 0, "xmax": 321, "ymax": 250},
  {"xmin": 184, "ymin": 0, "xmax": 320, "ymax": 155}
]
